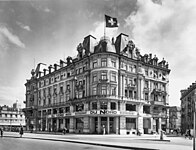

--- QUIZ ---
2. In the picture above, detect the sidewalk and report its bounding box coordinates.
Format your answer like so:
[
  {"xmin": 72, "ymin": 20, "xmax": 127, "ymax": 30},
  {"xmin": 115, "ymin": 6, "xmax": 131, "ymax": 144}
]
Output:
[{"xmin": 3, "ymin": 132, "xmax": 191, "ymax": 150}]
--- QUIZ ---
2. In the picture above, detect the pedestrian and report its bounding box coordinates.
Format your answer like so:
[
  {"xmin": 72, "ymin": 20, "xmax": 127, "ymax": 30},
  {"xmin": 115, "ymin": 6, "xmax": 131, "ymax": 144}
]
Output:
[
  {"xmin": 62, "ymin": 127, "xmax": 67, "ymax": 135},
  {"xmin": 19, "ymin": 126, "xmax": 24, "ymax": 138},
  {"xmin": 0, "ymin": 128, "xmax": 3, "ymax": 138}
]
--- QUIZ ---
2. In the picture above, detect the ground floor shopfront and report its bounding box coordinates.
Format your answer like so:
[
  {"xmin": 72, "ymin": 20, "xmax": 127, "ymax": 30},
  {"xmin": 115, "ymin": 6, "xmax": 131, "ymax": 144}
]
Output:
[{"xmin": 37, "ymin": 113, "xmax": 169, "ymax": 134}]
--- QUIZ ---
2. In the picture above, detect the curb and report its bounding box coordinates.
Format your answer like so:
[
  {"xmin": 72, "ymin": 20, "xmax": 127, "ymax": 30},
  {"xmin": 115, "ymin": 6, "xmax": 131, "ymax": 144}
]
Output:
[{"xmin": 4, "ymin": 135, "xmax": 159, "ymax": 150}]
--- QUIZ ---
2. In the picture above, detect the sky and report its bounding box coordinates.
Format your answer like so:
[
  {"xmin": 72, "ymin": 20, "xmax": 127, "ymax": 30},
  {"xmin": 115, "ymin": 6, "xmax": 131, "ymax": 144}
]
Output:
[{"xmin": 0, "ymin": 0, "xmax": 195, "ymax": 108}]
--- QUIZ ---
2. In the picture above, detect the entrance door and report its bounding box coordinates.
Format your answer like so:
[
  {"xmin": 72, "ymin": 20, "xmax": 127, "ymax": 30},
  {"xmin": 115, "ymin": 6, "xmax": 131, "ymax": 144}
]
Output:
[
  {"xmin": 101, "ymin": 117, "xmax": 107, "ymax": 134},
  {"xmin": 110, "ymin": 117, "xmax": 114, "ymax": 133}
]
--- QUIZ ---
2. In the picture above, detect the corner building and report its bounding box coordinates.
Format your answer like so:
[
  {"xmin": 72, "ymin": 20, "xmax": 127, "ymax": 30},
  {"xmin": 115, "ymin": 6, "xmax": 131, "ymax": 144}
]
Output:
[{"xmin": 24, "ymin": 33, "xmax": 170, "ymax": 134}]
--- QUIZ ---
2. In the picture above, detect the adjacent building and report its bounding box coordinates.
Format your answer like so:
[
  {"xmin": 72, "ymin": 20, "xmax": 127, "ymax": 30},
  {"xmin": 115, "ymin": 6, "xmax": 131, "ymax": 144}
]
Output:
[
  {"xmin": 23, "ymin": 33, "xmax": 170, "ymax": 134},
  {"xmin": 180, "ymin": 83, "xmax": 196, "ymax": 134},
  {"xmin": 169, "ymin": 106, "xmax": 181, "ymax": 132},
  {"xmin": 0, "ymin": 101, "xmax": 25, "ymax": 131}
]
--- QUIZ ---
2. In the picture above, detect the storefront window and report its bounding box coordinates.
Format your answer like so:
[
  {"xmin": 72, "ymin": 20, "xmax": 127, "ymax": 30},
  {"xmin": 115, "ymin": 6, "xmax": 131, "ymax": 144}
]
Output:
[
  {"xmin": 126, "ymin": 118, "xmax": 136, "ymax": 130},
  {"xmin": 76, "ymin": 118, "xmax": 84, "ymax": 129}
]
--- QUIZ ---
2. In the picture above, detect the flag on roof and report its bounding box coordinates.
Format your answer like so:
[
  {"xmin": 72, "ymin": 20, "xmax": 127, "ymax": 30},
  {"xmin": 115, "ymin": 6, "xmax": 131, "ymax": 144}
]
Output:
[{"xmin": 105, "ymin": 15, "xmax": 118, "ymax": 28}]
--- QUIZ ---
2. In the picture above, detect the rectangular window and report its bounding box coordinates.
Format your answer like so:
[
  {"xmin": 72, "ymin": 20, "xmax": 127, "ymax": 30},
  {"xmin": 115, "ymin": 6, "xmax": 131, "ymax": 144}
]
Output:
[
  {"xmin": 145, "ymin": 81, "xmax": 149, "ymax": 88},
  {"xmin": 129, "ymin": 66, "xmax": 133, "ymax": 72},
  {"xmin": 79, "ymin": 68, "xmax": 82, "ymax": 74},
  {"xmin": 101, "ymin": 86, "xmax": 107, "ymax": 95},
  {"xmin": 101, "ymin": 58, "xmax": 107, "ymax": 67},
  {"xmin": 76, "ymin": 104, "xmax": 84, "ymax": 112},
  {"xmin": 65, "ymin": 107, "xmax": 70, "ymax": 113},
  {"xmin": 111, "ymin": 102, "xmax": 116, "ymax": 110},
  {"xmin": 66, "ymin": 94, "xmax": 70, "ymax": 101},
  {"xmin": 93, "ymin": 74, "xmax": 97, "ymax": 82},
  {"xmin": 101, "ymin": 72, "xmax": 107, "ymax": 80},
  {"xmin": 111, "ymin": 60, "xmax": 116, "ymax": 68},
  {"xmin": 67, "ymin": 84, "xmax": 70, "ymax": 90},
  {"xmin": 92, "ymin": 102, "xmax": 97, "ymax": 110},
  {"xmin": 93, "ymin": 61, "xmax": 97, "ymax": 68},
  {"xmin": 111, "ymin": 87, "xmax": 116, "ymax": 96},
  {"xmin": 78, "ymin": 91, "xmax": 83, "ymax": 98},
  {"xmin": 67, "ymin": 72, "xmax": 70, "ymax": 77},
  {"xmin": 111, "ymin": 72, "xmax": 116, "ymax": 82},
  {"xmin": 60, "ymin": 86, "xmax": 63, "ymax": 93},
  {"xmin": 126, "ymin": 104, "xmax": 136, "ymax": 111},
  {"xmin": 145, "ymin": 93, "xmax": 149, "ymax": 101},
  {"xmin": 92, "ymin": 87, "xmax": 97, "ymax": 95},
  {"xmin": 100, "ymin": 101, "xmax": 107, "ymax": 109},
  {"xmin": 145, "ymin": 70, "xmax": 148, "ymax": 76}
]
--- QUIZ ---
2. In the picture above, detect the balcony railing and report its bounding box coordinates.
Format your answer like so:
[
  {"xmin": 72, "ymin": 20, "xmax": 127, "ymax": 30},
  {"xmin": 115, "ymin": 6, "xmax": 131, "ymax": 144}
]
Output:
[{"xmin": 151, "ymin": 101, "xmax": 165, "ymax": 105}]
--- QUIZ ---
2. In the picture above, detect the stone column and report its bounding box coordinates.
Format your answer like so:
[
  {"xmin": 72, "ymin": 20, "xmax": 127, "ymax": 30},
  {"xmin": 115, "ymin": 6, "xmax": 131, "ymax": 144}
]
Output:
[
  {"xmin": 40, "ymin": 110, "xmax": 43, "ymax": 131},
  {"xmin": 122, "ymin": 75, "xmax": 124, "ymax": 97},
  {"xmin": 138, "ymin": 104, "xmax": 144, "ymax": 134},
  {"xmin": 151, "ymin": 118, "xmax": 154, "ymax": 132},
  {"xmin": 159, "ymin": 118, "xmax": 162, "ymax": 133},
  {"xmin": 120, "ymin": 116, "xmax": 126, "ymax": 135},
  {"xmin": 107, "ymin": 117, "xmax": 110, "ymax": 134},
  {"xmin": 83, "ymin": 117, "xmax": 90, "ymax": 133},
  {"xmin": 45, "ymin": 117, "xmax": 48, "ymax": 131},
  {"xmin": 89, "ymin": 117, "xmax": 93, "ymax": 133},
  {"xmin": 69, "ymin": 117, "xmax": 74, "ymax": 133}
]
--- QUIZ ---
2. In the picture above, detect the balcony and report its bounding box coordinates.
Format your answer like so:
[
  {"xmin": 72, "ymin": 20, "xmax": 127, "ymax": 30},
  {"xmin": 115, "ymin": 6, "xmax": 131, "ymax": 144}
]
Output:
[
  {"xmin": 75, "ymin": 84, "xmax": 84, "ymax": 91},
  {"xmin": 151, "ymin": 88, "xmax": 167, "ymax": 96},
  {"xmin": 99, "ymin": 79, "xmax": 109, "ymax": 83},
  {"xmin": 151, "ymin": 101, "xmax": 165, "ymax": 106},
  {"xmin": 126, "ymin": 84, "xmax": 136, "ymax": 89},
  {"xmin": 143, "ymin": 87, "xmax": 150, "ymax": 92}
]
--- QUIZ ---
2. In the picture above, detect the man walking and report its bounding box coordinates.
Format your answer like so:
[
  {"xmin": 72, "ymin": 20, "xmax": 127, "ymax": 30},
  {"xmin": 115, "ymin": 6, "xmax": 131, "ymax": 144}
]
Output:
[{"xmin": 0, "ymin": 127, "xmax": 3, "ymax": 138}]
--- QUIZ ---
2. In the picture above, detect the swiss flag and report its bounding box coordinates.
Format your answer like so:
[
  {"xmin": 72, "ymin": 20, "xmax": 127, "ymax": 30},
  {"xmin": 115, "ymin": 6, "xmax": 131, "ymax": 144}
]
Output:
[{"xmin": 105, "ymin": 15, "xmax": 118, "ymax": 28}]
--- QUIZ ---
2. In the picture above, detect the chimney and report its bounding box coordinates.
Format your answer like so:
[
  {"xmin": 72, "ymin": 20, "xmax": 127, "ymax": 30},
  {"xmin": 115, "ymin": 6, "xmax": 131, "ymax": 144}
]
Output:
[
  {"xmin": 48, "ymin": 65, "xmax": 53, "ymax": 74},
  {"xmin": 43, "ymin": 69, "xmax": 48, "ymax": 76},
  {"xmin": 60, "ymin": 59, "xmax": 65, "ymax": 68},
  {"xmin": 54, "ymin": 64, "xmax": 57, "ymax": 71}
]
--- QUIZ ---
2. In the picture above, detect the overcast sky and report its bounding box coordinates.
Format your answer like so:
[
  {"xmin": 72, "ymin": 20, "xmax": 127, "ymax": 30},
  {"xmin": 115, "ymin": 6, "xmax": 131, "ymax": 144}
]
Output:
[{"xmin": 0, "ymin": 0, "xmax": 195, "ymax": 107}]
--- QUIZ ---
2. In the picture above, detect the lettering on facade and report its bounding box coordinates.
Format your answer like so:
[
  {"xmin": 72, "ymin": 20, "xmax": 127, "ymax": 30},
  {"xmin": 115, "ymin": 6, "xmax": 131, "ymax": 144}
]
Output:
[
  {"xmin": 89, "ymin": 110, "xmax": 119, "ymax": 115},
  {"xmin": 100, "ymin": 110, "xmax": 117, "ymax": 115}
]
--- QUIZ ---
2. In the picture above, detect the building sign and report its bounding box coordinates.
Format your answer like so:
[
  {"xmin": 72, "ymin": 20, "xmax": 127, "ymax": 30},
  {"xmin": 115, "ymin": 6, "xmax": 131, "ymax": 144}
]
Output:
[{"xmin": 88, "ymin": 110, "xmax": 120, "ymax": 115}]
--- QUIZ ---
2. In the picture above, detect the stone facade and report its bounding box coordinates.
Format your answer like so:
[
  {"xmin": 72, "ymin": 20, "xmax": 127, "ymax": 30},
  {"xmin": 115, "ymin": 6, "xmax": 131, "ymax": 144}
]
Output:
[
  {"xmin": 23, "ymin": 33, "xmax": 170, "ymax": 134},
  {"xmin": 180, "ymin": 84, "xmax": 196, "ymax": 134}
]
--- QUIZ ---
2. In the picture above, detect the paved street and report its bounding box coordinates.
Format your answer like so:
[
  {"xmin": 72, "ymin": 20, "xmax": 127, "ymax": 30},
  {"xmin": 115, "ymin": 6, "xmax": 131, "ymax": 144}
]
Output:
[
  {"xmin": 0, "ymin": 132, "xmax": 194, "ymax": 150},
  {"xmin": 0, "ymin": 137, "xmax": 127, "ymax": 150}
]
